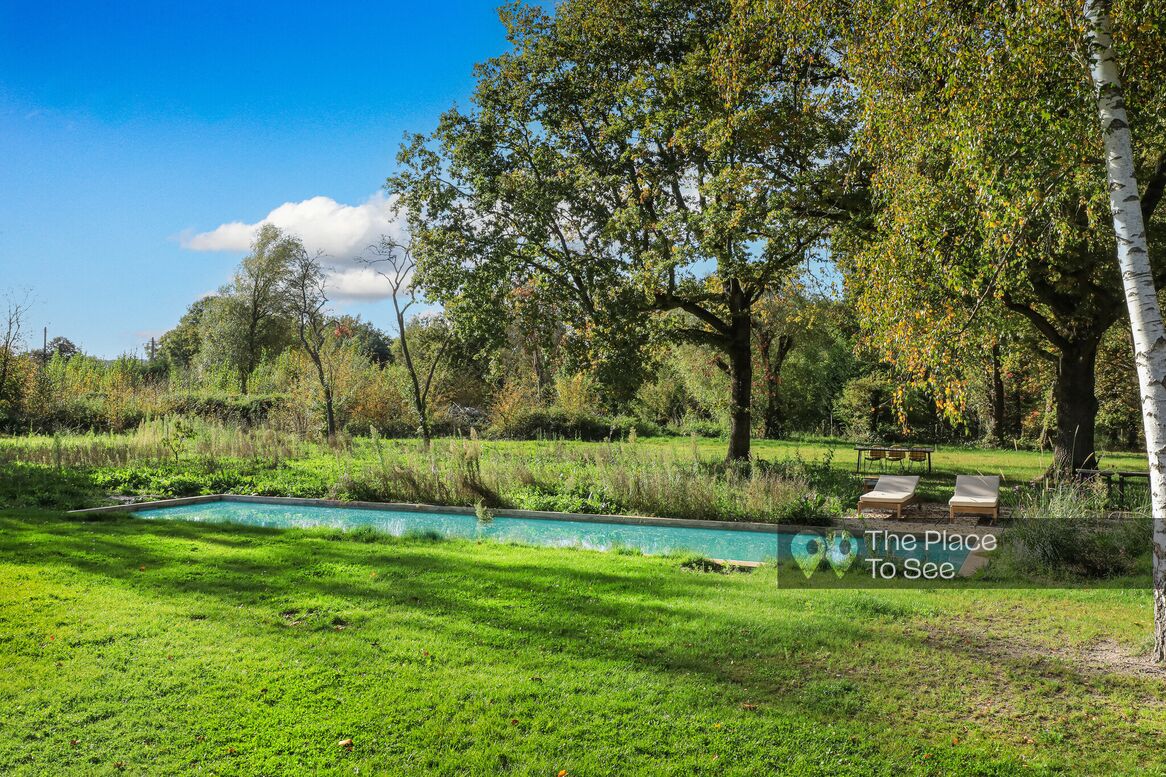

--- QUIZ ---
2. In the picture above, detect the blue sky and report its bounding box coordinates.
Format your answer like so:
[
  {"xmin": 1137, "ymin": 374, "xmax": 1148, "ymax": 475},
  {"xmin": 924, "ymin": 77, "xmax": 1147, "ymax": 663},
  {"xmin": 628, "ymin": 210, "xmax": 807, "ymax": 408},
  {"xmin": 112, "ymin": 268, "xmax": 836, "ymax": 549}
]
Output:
[{"xmin": 0, "ymin": 2, "xmax": 518, "ymax": 357}]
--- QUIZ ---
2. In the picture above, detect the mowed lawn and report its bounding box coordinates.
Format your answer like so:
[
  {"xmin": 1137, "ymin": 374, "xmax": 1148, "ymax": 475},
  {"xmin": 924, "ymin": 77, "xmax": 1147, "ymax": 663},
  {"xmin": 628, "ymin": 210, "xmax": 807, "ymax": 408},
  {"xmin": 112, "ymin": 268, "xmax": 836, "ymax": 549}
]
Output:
[
  {"xmin": 624, "ymin": 435, "xmax": 1146, "ymax": 483},
  {"xmin": 2, "ymin": 511, "xmax": 1165, "ymax": 775}
]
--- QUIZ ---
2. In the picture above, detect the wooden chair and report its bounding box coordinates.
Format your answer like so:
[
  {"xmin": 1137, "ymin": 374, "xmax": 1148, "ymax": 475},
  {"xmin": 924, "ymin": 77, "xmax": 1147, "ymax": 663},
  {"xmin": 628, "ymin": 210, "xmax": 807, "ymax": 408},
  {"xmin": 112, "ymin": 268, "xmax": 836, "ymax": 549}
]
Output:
[
  {"xmin": 857, "ymin": 475, "xmax": 921, "ymax": 519},
  {"xmin": 885, "ymin": 448, "xmax": 905, "ymax": 471},
  {"xmin": 865, "ymin": 448, "xmax": 886, "ymax": 472},
  {"xmin": 948, "ymin": 475, "xmax": 1001, "ymax": 524},
  {"xmin": 907, "ymin": 449, "xmax": 928, "ymax": 472}
]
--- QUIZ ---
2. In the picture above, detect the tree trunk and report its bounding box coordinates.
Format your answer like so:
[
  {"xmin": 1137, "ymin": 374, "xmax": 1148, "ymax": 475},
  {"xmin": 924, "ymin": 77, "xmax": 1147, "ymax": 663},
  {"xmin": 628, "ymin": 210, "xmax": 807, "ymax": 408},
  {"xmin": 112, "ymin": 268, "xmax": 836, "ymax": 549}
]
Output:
[
  {"xmin": 323, "ymin": 385, "xmax": 336, "ymax": 440},
  {"xmin": 1011, "ymin": 381, "xmax": 1023, "ymax": 440},
  {"xmin": 758, "ymin": 333, "xmax": 793, "ymax": 440},
  {"xmin": 726, "ymin": 315, "xmax": 753, "ymax": 461},
  {"xmin": 304, "ymin": 342, "xmax": 336, "ymax": 442},
  {"xmin": 990, "ymin": 344, "xmax": 1006, "ymax": 446},
  {"xmin": 1053, "ymin": 339, "xmax": 1099, "ymax": 473},
  {"xmin": 0, "ymin": 348, "xmax": 9, "ymax": 400},
  {"xmin": 395, "ymin": 308, "xmax": 431, "ymax": 448},
  {"xmin": 1085, "ymin": 0, "xmax": 1166, "ymax": 662}
]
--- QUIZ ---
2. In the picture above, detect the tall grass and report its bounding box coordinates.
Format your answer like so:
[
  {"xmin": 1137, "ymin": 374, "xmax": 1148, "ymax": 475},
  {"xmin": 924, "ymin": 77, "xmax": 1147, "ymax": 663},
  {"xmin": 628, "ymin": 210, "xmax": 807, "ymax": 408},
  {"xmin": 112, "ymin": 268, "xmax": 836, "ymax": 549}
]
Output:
[
  {"xmin": 0, "ymin": 423, "xmax": 848, "ymax": 524},
  {"xmin": 0, "ymin": 418, "xmax": 309, "ymax": 468},
  {"xmin": 991, "ymin": 481, "xmax": 1150, "ymax": 578}
]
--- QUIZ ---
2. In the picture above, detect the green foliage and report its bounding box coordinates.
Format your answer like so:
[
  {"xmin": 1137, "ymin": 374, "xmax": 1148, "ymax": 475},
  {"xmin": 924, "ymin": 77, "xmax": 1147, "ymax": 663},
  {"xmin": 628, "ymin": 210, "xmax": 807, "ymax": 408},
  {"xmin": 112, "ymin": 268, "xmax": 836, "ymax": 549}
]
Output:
[
  {"xmin": 992, "ymin": 482, "xmax": 1151, "ymax": 579},
  {"xmin": 487, "ymin": 407, "xmax": 659, "ymax": 442},
  {"xmin": 166, "ymin": 392, "xmax": 288, "ymax": 427},
  {"xmin": 196, "ymin": 224, "xmax": 300, "ymax": 393},
  {"xmin": 391, "ymin": 0, "xmax": 856, "ymax": 458},
  {"xmin": 833, "ymin": 0, "xmax": 1166, "ymax": 470},
  {"xmin": 159, "ymin": 296, "xmax": 213, "ymax": 370}
]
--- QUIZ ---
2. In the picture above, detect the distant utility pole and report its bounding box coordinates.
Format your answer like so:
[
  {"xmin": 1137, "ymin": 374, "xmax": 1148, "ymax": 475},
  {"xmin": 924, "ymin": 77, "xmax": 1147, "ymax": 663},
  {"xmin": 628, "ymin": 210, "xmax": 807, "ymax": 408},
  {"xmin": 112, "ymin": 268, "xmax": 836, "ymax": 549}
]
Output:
[
  {"xmin": 148, "ymin": 337, "xmax": 157, "ymax": 361},
  {"xmin": 42, "ymin": 326, "xmax": 47, "ymax": 365}
]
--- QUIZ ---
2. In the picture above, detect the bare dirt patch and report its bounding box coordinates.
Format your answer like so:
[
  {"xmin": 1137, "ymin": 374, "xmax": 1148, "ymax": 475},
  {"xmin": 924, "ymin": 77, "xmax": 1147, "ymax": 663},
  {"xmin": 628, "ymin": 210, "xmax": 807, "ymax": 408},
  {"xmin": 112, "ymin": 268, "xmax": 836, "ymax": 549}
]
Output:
[{"xmin": 923, "ymin": 615, "xmax": 1166, "ymax": 682}]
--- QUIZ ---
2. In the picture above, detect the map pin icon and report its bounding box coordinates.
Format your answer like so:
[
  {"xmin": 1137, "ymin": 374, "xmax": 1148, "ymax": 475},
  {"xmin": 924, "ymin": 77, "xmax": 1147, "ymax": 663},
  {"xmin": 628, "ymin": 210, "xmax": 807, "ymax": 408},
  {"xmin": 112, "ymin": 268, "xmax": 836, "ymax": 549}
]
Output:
[
  {"xmin": 827, "ymin": 530, "xmax": 858, "ymax": 578},
  {"xmin": 790, "ymin": 531, "xmax": 827, "ymax": 579}
]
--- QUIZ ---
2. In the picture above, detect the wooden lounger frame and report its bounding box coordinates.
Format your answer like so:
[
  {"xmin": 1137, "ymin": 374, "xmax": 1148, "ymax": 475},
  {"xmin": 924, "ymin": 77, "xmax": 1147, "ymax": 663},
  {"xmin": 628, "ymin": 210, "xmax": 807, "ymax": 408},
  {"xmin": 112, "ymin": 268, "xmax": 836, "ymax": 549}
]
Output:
[
  {"xmin": 857, "ymin": 493, "xmax": 920, "ymax": 519},
  {"xmin": 949, "ymin": 502, "xmax": 999, "ymax": 524}
]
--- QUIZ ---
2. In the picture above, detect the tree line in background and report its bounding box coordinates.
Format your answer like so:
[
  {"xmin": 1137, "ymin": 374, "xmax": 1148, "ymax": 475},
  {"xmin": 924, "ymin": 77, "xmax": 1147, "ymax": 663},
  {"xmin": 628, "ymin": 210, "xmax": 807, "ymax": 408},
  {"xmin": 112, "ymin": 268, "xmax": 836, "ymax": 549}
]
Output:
[{"xmin": 1, "ymin": 0, "xmax": 1161, "ymax": 476}]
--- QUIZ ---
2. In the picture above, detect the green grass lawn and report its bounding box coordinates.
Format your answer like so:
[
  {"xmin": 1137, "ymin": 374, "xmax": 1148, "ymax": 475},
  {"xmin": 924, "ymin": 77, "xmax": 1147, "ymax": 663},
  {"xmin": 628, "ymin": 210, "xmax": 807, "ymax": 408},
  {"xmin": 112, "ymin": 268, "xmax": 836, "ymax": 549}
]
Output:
[{"xmin": 3, "ymin": 510, "xmax": 1164, "ymax": 775}]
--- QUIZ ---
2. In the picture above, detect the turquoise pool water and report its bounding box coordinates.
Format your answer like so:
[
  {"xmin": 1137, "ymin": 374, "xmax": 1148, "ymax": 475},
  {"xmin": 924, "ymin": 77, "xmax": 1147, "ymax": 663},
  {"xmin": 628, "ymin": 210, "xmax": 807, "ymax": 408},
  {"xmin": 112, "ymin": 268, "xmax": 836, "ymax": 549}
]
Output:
[{"xmin": 134, "ymin": 500, "xmax": 975, "ymax": 569}]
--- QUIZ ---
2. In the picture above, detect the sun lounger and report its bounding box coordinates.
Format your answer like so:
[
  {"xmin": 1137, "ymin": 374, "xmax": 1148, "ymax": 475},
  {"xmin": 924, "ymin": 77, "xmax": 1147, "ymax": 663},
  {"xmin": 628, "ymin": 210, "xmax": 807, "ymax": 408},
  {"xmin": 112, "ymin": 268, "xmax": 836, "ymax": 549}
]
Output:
[
  {"xmin": 948, "ymin": 475, "xmax": 1000, "ymax": 523},
  {"xmin": 857, "ymin": 475, "xmax": 920, "ymax": 518}
]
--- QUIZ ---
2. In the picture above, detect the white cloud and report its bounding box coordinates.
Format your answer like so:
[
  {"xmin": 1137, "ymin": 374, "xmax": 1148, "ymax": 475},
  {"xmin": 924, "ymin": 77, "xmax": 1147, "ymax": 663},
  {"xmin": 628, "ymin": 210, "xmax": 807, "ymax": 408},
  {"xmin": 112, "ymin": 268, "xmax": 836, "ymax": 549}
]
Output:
[
  {"xmin": 182, "ymin": 193, "xmax": 408, "ymax": 300},
  {"xmin": 325, "ymin": 267, "xmax": 395, "ymax": 301}
]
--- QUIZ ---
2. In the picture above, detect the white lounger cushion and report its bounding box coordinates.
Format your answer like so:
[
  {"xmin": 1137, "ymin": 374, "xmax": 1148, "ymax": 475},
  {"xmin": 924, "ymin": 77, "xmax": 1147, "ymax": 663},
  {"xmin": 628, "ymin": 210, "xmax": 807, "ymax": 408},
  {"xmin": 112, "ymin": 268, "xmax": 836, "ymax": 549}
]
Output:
[
  {"xmin": 864, "ymin": 475, "xmax": 920, "ymax": 501},
  {"xmin": 949, "ymin": 475, "xmax": 1000, "ymax": 507}
]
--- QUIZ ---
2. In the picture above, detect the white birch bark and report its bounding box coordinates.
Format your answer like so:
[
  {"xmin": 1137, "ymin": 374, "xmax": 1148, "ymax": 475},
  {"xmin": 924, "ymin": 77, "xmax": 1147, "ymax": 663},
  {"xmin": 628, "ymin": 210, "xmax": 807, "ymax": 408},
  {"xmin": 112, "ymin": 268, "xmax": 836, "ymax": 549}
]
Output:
[{"xmin": 1083, "ymin": 0, "xmax": 1166, "ymax": 661}]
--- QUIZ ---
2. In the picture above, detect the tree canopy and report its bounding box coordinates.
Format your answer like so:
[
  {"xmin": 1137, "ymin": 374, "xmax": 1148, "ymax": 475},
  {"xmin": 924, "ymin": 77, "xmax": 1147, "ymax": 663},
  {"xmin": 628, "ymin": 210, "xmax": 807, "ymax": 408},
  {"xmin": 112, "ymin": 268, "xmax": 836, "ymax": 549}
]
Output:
[
  {"xmin": 390, "ymin": 0, "xmax": 859, "ymax": 459},
  {"xmin": 833, "ymin": 0, "xmax": 1166, "ymax": 471}
]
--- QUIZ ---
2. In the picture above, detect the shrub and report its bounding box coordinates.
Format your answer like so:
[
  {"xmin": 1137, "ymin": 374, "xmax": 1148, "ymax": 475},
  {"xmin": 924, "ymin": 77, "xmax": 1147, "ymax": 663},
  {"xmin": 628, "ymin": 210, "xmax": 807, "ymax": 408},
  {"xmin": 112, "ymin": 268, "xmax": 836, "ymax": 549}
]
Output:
[
  {"xmin": 488, "ymin": 407, "xmax": 606, "ymax": 440},
  {"xmin": 167, "ymin": 392, "xmax": 288, "ymax": 427},
  {"xmin": 553, "ymin": 372, "xmax": 601, "ymax": 417},
  {"xmin": 992, "ymin": 482, "xmax": 1150, "ymax": 578}
]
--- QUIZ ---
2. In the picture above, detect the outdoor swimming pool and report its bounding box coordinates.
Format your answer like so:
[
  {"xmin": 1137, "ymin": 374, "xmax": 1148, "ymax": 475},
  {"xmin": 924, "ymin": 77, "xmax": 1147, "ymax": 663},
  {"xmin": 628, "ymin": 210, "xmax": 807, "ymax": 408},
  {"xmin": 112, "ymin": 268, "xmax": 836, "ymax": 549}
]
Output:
[{"xmin": 132, "ymin": 499, "xmax": 978, "ymax": 570}]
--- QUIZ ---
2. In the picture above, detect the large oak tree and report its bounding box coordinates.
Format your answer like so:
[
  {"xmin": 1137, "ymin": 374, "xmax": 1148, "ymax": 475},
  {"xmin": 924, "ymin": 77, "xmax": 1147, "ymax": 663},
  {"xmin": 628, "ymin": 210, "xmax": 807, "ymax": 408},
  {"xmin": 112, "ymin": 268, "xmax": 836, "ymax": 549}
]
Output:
[
  {"xmin": 834, "ymin": 0, "xmax": 1166, "ymax": 473},
  {"xmin": 390, "ymin": 0, "xmax": 856, "ymax": 460}
]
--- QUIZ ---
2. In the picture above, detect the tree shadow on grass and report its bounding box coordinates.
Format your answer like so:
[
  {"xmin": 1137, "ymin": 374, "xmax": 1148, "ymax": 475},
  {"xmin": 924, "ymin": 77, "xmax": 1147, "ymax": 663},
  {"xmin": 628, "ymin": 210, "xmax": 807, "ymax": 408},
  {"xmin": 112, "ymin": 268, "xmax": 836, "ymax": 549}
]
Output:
[
  {"xmin": 0, "ymin": 512, "xmax": 861, "ymax": 691},
  {"xmin": 0, "ymin": 464, "xmax": 104, "ymax": 510},
  {"xmin": 4, "ymin": 508, "xmax": 1140, "ymax": 751}
]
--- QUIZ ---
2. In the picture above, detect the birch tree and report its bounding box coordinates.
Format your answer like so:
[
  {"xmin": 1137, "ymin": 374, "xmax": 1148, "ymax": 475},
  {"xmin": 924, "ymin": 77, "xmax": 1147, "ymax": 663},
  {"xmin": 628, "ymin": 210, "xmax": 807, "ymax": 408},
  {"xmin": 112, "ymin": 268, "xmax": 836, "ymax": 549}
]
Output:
[{"xmin": 1083, "ymin": 0, "xmax": 1166, "ymax": 660}]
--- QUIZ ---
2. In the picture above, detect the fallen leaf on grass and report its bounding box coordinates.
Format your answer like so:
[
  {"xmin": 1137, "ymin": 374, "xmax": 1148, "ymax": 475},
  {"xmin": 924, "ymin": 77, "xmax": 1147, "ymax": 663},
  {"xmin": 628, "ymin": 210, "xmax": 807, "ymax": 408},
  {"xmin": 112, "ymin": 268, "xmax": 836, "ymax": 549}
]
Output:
[
  {"xmin": 338, "ymin": 738, "xmax": 354, "ymax": 749},
  {"xmin": 741, "ymin": 703, "xmax": 757, "ymax": 711}
]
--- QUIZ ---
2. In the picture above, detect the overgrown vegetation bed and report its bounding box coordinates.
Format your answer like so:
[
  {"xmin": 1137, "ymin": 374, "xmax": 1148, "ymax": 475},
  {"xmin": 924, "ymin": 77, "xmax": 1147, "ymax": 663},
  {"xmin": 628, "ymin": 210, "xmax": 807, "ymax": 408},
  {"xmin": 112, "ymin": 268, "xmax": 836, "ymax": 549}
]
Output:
[
  {"xmin": 0, "ymin": 423, "xmax": 863, "ymax": 524},
  {"xmin": 1, "ymin": 510, "xmax": 1163, "ymax": 775},
  {"xmin": 0, "ymin": 421, "xmax": 1152, "ymax": 523}
]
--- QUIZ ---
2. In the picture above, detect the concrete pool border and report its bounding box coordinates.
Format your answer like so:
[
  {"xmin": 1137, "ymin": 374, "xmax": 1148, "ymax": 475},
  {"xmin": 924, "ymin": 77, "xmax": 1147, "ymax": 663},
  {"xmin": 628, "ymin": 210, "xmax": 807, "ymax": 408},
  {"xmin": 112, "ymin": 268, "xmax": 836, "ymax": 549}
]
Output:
[{"xmin": 68, "ymin": 494, "xmax": 998, "ymax": 575}]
